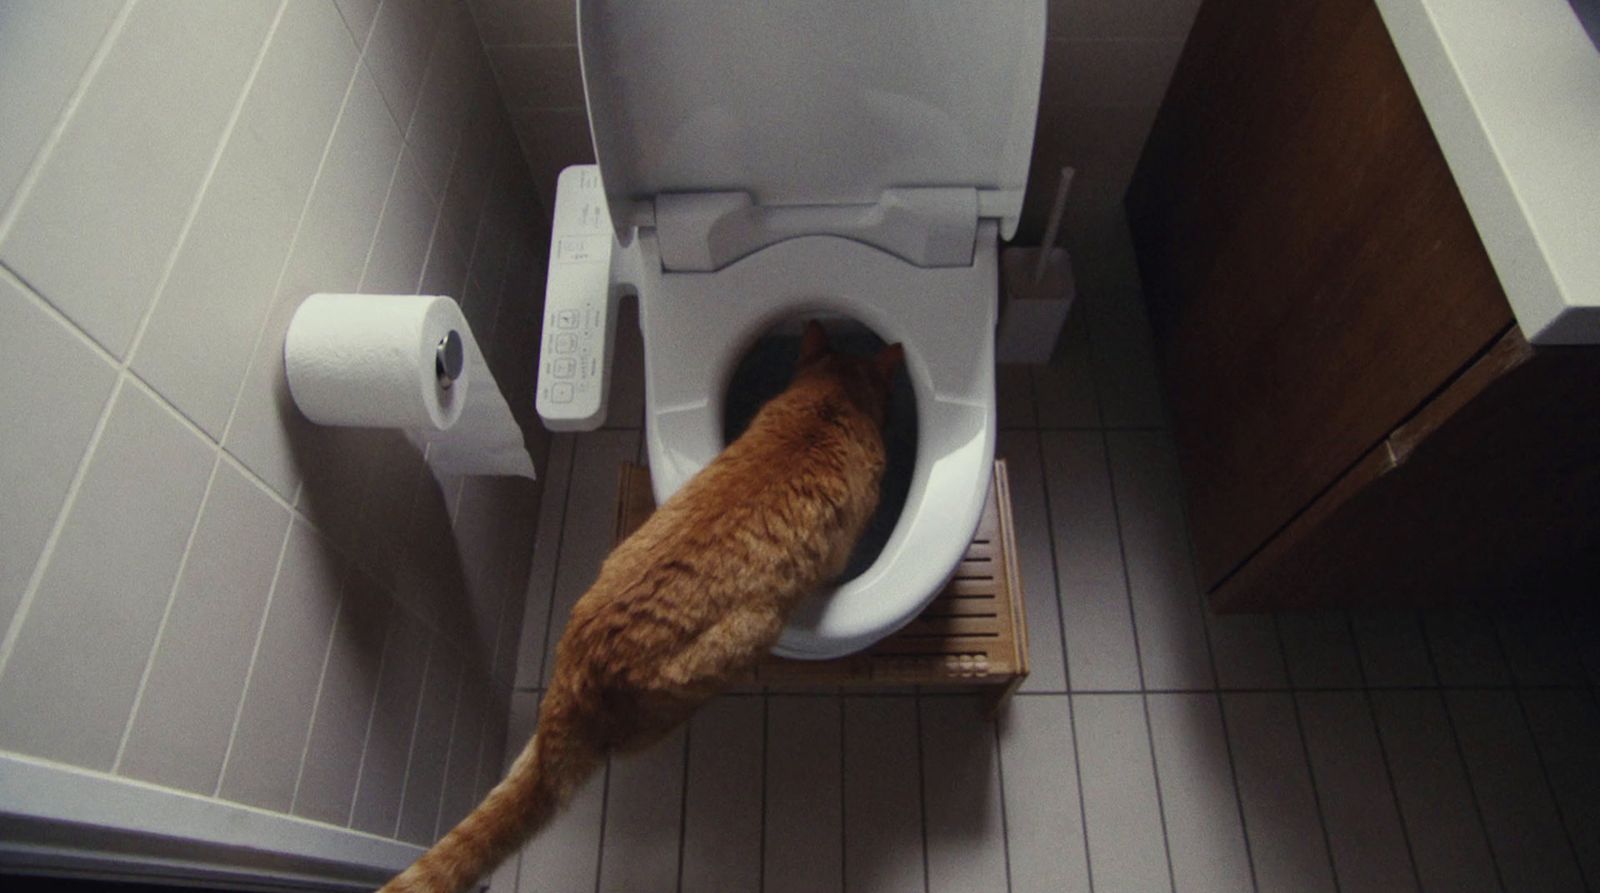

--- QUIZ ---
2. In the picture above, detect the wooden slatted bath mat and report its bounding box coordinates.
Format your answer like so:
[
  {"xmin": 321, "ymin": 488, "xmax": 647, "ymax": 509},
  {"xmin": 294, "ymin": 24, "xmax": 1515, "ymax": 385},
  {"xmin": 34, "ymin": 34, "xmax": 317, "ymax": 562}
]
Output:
[{"xmin": 613, "ymin": 460, "xmax": 1030, "ymax": 717}]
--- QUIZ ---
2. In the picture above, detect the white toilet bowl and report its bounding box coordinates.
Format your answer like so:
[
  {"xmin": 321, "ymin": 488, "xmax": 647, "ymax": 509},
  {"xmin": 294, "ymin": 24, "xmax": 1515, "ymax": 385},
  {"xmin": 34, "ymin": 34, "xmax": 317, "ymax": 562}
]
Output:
[
  {"xmin": 622, "ymin": 226, "xmax": 999, "ymax": 658},
  {"xmin": 560, "ymin": 0, "xmax": 1046, "ymax": 658}
]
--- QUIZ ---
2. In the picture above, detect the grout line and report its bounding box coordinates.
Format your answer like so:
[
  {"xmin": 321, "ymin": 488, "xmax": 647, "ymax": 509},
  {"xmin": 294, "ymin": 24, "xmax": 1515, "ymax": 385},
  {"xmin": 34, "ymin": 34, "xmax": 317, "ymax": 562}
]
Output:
[
  {"xmin": 1488, "ymin": 618, "xmax": 1589, "ymax": 880},
  {"xmin": 289, "ymin": 572, "xmax": 352, "ymax": 816},
  {"xmin": 535, "ymin": 436, "xmax": 580, "ymax": 685},
  {"xmin": 1274, "ymin": 616, "xmax": 1344, "ymax": 892},
  {"xmin": 1346, "ymin": 614, "xmax": 1426, "ymax": 891},
  {"xmin": 1419, "ymin": 621, "xmax": 1509, "ymax": 891},
  {"xmin": 214, "ymin": 516, "xmax": 297, "ymax": 799},
  {"xmin": 991, "ymin": 717, "xmax": 1015, "ymax": 893},
  {"xmin": 838, "ymin": 699, "xmax": 848, "ymax": 893},
  {"xmin": 1177, "ymin": 441, "xmax": 1259, "ymax": 891},
  {"xmin": 214, "ymin": 37, "xmax": 361, "ymax": 469},
  {"xmin": 353, "ymin": 120, "xmax": 412, "ymax": 295},
  {"xmin": 0, "ymin": 0, "xmax": 290, "ymax": 689},
  {"xmin": 1098, "ymin": 429, "xmax": 1177, "ymax": 891},
  {"xmin": 0, "ymin": 0, "xmax": 134, "ymax": 242},
  {"xmin": 675, "ymin": 722, "xmax": 692, "ymax": 893},
  {"xmin": 759, "ymin": 694, "xmax": 769, "ymax": 893},
  {"xmin": 123, "ymin": 0, "xmax": 288, "ymax": 367},
  {"xmin": 1067, "ymin": 693, "xmax": 1096, "ymax": 893},
  {"xmin": 390, "ymin": 638, "xmax": 440, "ymax": 839},
  {"xmin": 332, "ymin": 0, "xmax": 379, "ymax": 53},
  {"xmin": 0, "ymin": 375, "xmax": 125, "ymax": 684},
  {"xmin": 592, "ymin": 757, "xmax": 612, "ymax": 892},
  {"xmin": 111, "ymin": 453, "xmax": 225, "ymax": 773},
  {"xmin": 1212, "ymin": 691, "xmax": 1260, "ymax": 893},
  {"xmin": 1032, "ymin": 430, "xmax": 1073, "ymax": 694},
  {"xmin": 430, "ymin": 654, "xmax": 473, "ymax": 840},
  {"xmin": 1030, "ymin": 427, "xmax": 1094, "ymax": 892},
  {"xmin": 914, "ymin": 694, "xmax": 931, "ymax": 893},
  {"xmin": 346, "ymin": 613, "xmax": 401, "ymax": 828}
]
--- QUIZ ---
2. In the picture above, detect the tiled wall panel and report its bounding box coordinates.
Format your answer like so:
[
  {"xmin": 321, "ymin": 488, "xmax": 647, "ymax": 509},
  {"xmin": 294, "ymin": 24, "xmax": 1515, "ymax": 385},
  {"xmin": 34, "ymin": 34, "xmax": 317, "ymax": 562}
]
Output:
[{"xmin": 0, "ymin": 0, "xmax": 551, "ymax": 858}]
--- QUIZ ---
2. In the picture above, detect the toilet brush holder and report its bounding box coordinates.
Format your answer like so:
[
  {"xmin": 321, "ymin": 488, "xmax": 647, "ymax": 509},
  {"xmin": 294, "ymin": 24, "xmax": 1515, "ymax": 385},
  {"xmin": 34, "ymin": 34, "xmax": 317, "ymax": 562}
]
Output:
[{"xmin": 997, "ymin": 245, "xmax": 1076, "ymax": 365}]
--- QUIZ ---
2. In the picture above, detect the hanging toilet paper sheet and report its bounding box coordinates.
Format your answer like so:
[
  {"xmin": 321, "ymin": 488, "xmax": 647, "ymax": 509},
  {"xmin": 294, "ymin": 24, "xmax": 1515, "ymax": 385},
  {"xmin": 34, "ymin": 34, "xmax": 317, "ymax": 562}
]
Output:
[
  {"xmin": 422, "ymin": 333, "xmax": 536, "ymax": 478},
  {"xmin": 285, "ymin": 293, "xmax": 535, "ymax": 479}
]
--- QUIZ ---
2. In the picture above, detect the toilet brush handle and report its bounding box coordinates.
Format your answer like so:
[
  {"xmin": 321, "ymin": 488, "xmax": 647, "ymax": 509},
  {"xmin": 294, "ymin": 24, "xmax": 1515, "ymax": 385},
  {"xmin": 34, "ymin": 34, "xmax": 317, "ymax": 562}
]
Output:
[{"xmin": 1034, "ymin": 167, "xmax": 1074, "ymax": 284}]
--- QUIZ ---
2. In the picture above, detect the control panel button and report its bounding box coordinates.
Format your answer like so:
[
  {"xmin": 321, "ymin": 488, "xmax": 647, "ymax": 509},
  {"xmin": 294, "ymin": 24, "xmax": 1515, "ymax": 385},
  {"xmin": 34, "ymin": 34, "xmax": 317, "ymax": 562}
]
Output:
[
  {"xmin": 551, "ymin": 382, "xmax": 574, "ymax": 403},
  {"xmin": 552, "ymin": 357, "xmax": 576, "ymax": 378},
  {"xmin": 556, "ymin": 310, "xmax": 579, "ymax": 329},
  {"xmin": 553, "ymin": 333, "xmax": 577, "ymax": 353}
]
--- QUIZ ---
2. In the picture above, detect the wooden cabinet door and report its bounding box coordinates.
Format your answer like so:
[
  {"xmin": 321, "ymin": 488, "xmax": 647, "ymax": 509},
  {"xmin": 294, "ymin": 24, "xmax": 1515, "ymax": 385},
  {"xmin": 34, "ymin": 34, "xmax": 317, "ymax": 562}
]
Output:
[{"xmin": 1126, "ymin": 0, "xmax": 1512, "ymax": 589}]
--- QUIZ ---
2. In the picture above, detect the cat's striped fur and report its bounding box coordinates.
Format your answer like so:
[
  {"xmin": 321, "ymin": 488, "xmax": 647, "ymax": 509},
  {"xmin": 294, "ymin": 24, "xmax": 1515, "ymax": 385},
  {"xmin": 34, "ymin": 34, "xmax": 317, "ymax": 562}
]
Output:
[{"xmin": 379, "ymin": 322, "xmax": 901, "ymax": 892}]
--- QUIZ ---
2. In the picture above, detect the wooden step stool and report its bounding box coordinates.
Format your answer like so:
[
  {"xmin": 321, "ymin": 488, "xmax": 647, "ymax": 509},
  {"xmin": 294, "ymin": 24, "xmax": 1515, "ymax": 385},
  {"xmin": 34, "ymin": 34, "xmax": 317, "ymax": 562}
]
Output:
[{"xmin": 613, "ymin": 460, "xmax": 1029, "ymax": 717}]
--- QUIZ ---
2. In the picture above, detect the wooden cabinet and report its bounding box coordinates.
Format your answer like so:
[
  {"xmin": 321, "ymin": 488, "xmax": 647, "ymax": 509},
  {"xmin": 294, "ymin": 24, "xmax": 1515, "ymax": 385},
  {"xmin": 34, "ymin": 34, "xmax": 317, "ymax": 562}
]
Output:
[{"xmin": 1126, "ymin": 0, "xmax": 1600, "ymax": 610}]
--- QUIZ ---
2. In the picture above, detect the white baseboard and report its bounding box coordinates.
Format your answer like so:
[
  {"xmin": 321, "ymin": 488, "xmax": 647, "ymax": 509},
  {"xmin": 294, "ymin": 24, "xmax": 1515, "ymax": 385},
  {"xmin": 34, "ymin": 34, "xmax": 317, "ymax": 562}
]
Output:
[{"xmin": 0, "ymin": 750, "xmax": 423, "ymax": 890}]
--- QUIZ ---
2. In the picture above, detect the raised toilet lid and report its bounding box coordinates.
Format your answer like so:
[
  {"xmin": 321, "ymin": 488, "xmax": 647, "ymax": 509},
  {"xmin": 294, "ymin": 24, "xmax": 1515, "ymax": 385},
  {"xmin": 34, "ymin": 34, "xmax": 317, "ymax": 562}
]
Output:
[{"xmin": 577, "ymin": 0, "xmax": 1047, "ymax": 240}]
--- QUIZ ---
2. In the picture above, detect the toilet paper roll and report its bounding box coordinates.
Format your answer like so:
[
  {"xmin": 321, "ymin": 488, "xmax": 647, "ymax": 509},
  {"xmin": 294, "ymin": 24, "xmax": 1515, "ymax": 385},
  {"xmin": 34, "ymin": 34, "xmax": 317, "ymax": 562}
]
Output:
[
  {"xmin": 285, "ymin": 293, "xmax": 535, "ymax": 479},
  {"xmin": 285, "ymin": 293, "xmax": 467, "ymax": 431}
]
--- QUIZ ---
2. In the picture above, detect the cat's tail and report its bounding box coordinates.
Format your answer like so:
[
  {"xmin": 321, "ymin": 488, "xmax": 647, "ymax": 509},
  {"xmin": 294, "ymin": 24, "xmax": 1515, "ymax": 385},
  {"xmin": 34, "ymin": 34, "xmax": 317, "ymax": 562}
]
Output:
[{"xmin": 377, "ymin": 714, "xmax": 599, "ymax": 893}]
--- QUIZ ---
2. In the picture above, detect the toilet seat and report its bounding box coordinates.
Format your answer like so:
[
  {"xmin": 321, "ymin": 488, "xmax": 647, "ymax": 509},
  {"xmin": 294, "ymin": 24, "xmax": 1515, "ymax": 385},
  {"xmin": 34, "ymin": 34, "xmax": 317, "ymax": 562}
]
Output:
[
  {"xmin": 574, "ymin": 0, "xmax": 1045, "ymax": 657},
  {"xmin": 625, "ymin": 226, "xmax": 998, "ymax": 659}
]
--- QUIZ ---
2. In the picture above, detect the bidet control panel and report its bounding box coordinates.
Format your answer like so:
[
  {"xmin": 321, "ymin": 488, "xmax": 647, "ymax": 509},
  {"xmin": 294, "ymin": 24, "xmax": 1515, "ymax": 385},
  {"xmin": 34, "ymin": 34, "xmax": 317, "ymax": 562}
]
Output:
[{"xmin": 537, "ymin": 165, "xmax": 617, "ymax": 431}]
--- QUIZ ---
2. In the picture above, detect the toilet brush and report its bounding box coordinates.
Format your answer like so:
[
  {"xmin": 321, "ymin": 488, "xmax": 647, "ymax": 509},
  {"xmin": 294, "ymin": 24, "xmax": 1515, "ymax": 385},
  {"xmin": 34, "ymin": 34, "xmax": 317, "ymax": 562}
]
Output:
[{"xmin": 998, "ymin": 167, "xmax": 1077, "ymax": 364}]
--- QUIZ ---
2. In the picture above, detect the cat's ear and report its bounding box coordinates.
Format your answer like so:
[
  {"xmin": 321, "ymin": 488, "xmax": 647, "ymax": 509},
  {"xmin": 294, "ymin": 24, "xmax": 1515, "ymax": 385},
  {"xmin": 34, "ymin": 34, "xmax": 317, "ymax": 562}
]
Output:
[
  {"xmin": 797, "ymin": 320, "xmax": 831, "ymax": 366},
  {"xmin": 873, "ymin": 343, "xmax": 905, "ymax": 383}
]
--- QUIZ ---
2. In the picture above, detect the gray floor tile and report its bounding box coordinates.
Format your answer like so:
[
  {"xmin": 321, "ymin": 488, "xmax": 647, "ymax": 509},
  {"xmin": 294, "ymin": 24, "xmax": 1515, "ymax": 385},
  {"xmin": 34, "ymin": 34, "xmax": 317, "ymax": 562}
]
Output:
[
  {"xmin": 1207, "ymin": 610, "xmax": 1289, "ymax": 690},
  {"xmin": 1108, "ymin": 431, "xmax": 1213, "ymax": 690},
  {"xmin": 999, "ymin": 695, "xmax": 1091, "ymax": 893},
  {"xmin": 1521, "ymin": 690, "xmax": 1600, "ymax": 889},
  {"xmin": 1074, "ymin": 693, "xmax": 1172, "ymax": 892},
  {"xmin": 538, "ymin": 429, "xmax": 640, "ymax": 686},
  {"xmin": 1494, "ymin": 605, "xmax": 1588, "ymax": 688},
  {"xmin": 599, "ymin": 725, "xmax": 687, "ymax": 893},
  {"xmin": 515, "ymin": 722, "xmax": 607, "ymax": 892},
  {"xmin": 1145, "ymin": 693, "xmax": 1253, "ymax": 893},
  {"xmin": 1447, "ymin": 689, "xmax": 1585, "ymax": 892},
  {"xmin": 920, "ymin": 696, "xmax": 1010, "ymax": 893},
  {"xmin": 1031, "ymin": 304, "xmax": 1099, "ymax": 427},
  {"xmin": 996, "ymin": 361, "xmax": 1038, "ymax": 428},
  {"xmin": 842, "ymin": 696, "xmax": 926, "ymax": 893},
  {"xmin": 997, "ymin": 431, "xmax": 1067, "ymax": 692},
  {"xmin": 765, "ymin": 696, "xmax": 843, "ymax": 893},
  {"xmin": 1042, "ymin": 431, "xmax": 1140, "ymax": 691},
  {"xmin": 1278, "ymin": 612, "xmax": 1362, "ymax": 689},
  {"xmin": 1370, "ymin": 690, "xmax": 1499, "ymax": 893},
  {"xmin": 680, "ymin": 696, "xmax": 764, "ymax": 893},
  {"xmin": 1424, "ymin": 609, "xmax": 1510, "ymax": 687},
  {"xmin": 1223, "ymin": 692, "xmax": 1336, "ymax": 893},
  {"xmin": 514, "ymin": 434, "xmax": 574, "ymax": 689},
  {"xmin": 1297, "ymin": 691, "xmax": 1419, "ymax": 892},
  {"xmin": 1350, "ymin": 610, "xmax": 1435, "ymax": 688}
]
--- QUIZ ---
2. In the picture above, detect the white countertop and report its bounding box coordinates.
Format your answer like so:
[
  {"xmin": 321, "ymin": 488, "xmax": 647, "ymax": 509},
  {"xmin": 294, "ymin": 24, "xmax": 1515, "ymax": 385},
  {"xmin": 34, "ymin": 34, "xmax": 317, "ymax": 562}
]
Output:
[{"xmin": 1377, "ymin": 0, "xmax": 1600, "ymax": 344}]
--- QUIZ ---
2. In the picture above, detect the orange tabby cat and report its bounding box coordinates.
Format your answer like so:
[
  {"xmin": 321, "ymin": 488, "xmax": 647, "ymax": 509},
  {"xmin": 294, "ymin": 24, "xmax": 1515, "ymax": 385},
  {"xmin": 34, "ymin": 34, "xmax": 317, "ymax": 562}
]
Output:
[{"xmin": 380, "ymin": 321, "xmax": 902, "ymax": 893}]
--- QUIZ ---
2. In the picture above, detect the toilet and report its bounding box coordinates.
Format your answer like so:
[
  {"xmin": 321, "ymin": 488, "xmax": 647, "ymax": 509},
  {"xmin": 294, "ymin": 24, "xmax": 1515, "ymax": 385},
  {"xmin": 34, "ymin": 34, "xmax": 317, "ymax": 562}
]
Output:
[{"xmin": 550, "ymin": 1, "xmax": 1047, "ymax": 659}]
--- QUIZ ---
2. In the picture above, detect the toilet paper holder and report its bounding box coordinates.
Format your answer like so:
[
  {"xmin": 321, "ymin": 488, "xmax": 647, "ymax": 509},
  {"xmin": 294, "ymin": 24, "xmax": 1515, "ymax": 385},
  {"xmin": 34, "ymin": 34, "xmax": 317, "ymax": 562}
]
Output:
[{"xmin": 436, "ymin": 329, "xmax": 464, "ymax": 390}]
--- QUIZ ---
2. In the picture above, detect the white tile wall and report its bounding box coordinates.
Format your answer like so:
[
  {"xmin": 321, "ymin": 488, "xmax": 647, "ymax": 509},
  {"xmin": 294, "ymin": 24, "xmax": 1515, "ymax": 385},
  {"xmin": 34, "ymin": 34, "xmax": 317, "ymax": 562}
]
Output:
[
  {"xmin": 0, "ymin": 0, "xmax": 552, "ymax": 859},
  {"xmin": 491, "ymin": 232, "xmax": 1600, "ymax": 891}
]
